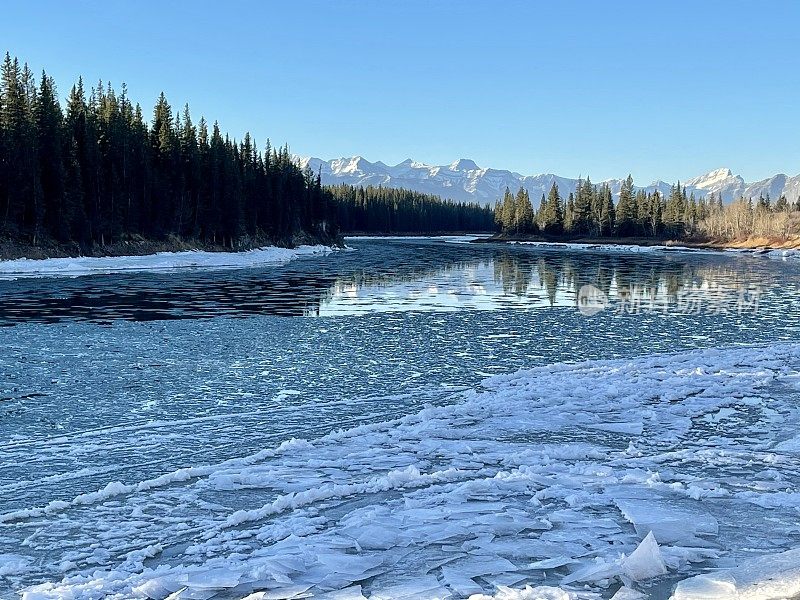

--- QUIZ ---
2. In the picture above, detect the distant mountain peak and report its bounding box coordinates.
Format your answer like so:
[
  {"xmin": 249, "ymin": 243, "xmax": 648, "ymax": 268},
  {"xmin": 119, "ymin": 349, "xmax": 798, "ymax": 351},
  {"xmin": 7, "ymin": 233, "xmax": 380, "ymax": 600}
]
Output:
[
  {"xmin": 296, "ymin": 154, "xmax": 800, "ymax": 206},
  {"xmin": 686, "ymin": 167, "xmax": 737, "ymax": 187},
  {"xmin": 709, "ymin": 167, "xmax": 733, "ymax": 178},
  {"xmin": 449, "ymin": 158, "xmax": 480, "ymax": 171}
]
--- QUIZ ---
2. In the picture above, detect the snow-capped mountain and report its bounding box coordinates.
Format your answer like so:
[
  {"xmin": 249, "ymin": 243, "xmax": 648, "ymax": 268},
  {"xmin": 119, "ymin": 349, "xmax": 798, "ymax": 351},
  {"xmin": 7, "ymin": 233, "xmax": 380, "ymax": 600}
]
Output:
[
  {"xmin": 296, "ymin": 155, "xmax": 800, "ymax": 206},
  {"xmin": 684, "ymin": 168, "xmax": 746, "ymax": 201}
]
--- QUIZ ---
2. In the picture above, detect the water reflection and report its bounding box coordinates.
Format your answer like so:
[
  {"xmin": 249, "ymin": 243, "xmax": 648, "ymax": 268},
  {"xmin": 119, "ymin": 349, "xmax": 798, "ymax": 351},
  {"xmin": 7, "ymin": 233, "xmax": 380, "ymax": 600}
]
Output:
[
  {"xmin": 0, "ymin": 239, "xmax": 783, "ymax": 324},
  {"xmin": 318, "ymin": 248, "xmax": 772, "ymax": 316},
  {"xmin": 489, "ymin": 252, "xmax": 767, "ymax": 313}
]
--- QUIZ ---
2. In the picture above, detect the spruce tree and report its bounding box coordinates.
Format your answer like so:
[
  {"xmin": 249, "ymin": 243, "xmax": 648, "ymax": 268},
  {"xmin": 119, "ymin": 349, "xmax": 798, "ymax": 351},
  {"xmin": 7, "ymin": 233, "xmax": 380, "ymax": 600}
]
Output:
[
  {"xmin": 514, "ymin": 187, "xmax": 535, "ymax": 234},
  {"xmin": 500, "ymin": 187, "xmax": 516, "ymax": 233},
  {"xmin": 35, "ymin": 72, "xmax": 65, "ymax": 240},
  {"xmin": 616, "ymin": 175, "xmax": 636, "ymax": 236},
  {"xmin": 597, "ymin": 184, "xmax": 614, "ymax": 236},
  {"xmin": 541, "ymin": 182, "xmax": 564, "ymax": 234}
]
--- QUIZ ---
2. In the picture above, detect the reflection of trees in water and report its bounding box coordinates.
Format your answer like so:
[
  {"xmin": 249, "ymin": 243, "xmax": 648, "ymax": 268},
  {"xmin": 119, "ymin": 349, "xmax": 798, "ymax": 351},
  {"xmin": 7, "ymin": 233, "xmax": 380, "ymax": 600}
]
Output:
[
  {"xmin": 321, "ymin": 259, "xmax": 494, "ymax": 308},
  {"xmin": 330, "ymin": 259, "xmax": 491, "ymax": 293},
  {"xmin": 1, "ymin": 244, "xmax": 772, "ymax": 325},
  {"xmin": 490, "ymin": 251, "xmax": 766, "ymax": 308},
  {"xmin": 494, "ymin": 255, "xmax": 534, "ymax": 297}
]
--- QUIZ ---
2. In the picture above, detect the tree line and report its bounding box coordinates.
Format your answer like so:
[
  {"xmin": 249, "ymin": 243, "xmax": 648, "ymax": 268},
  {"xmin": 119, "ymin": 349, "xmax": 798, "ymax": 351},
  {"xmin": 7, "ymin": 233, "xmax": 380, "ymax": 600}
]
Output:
[
  {"xmin": 495, "ymin": 175, "xmax": 800, "ymax": 241},
  {"xmin": 0, "ymin": 53, "xmax": 336, "ymax": 252},
  {"xmin": 4, "ymin": 52, "xmax": 798, "ymax": 251},
  {"xmin": 328, "ymin": 183, "xmax": 495, "ymax": 233}
]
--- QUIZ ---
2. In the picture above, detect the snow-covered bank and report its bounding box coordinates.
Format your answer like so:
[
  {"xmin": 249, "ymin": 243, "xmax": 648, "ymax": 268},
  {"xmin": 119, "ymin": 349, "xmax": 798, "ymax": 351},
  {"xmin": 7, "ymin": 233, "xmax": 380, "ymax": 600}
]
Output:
[
  {"xmin": 0, "ymin": 245, "xmax": 333, "ymax": 279},
  {"xmin": 508, "ymin": 239, "xmax": 800, "ymax": 262},
  {"xmin": 345, "ymin": 235, "xmax": 489, "ymax": 243},
  {"xmin": 509, "ymin": 241, "xmax": 723, "ymax": 256},
  {"xmin": 10, "ymin": 344, "xmax": 800, "ymax": 599}
]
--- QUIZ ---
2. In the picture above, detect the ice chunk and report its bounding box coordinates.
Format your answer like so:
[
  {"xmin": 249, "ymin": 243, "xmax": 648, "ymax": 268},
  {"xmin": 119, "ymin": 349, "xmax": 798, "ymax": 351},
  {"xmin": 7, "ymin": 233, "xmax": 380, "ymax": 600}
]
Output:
[
  {"xmin": 621, "ymin": 532, "xmax": 667, "ymax": 581},
  {"xmin": 612, "ymin": 587, "xmax": 646, "ymax": 600},
  {"xmin": 240, "ymin": 585, "xmax": 314, "ymax": 599},
  {"xmin": 0, "ymin": 553, "xmax": 31, "ymax": 576},
  {"xmin": 671, "ymin": 572, "xmax": 737, "ymax": 600},
  {"xmin": 440, "ymin": 566, "xmax": 484, "ymax": 596},
  {"xmin": 185, "ymin": 568, "xmax": 242, "ymax": 589},
  {"xmin": 774, "ymin": 435, "xmax": 800, "ymax": 453},
  {"xmin": 467, "ymin": 585, "xmax": 573, "ymax": 600},
  {"xmin": 587, "ymin": 422, "xmax": 644, "ymax": 435},
  {"xmin": 312, "ymin": 587, "xmax": 368, "ymax": 600},
  {"xmin": 369, "ymin": 575, "xmax": 452, "ymax": 599},
  {"xmin": 562, "ymin": 557, "xmax": 621, "ymax": 584},
  {"xmin": 615, "ymin": 499, "xmax": 718, "ymax": 544},
  {"xmin": 672, "ymin": 547, "xmax": 800, "ymax": 600},
  {"xmin": 528, "ymin": 556, "xmax": 578, "ymax": 570}
]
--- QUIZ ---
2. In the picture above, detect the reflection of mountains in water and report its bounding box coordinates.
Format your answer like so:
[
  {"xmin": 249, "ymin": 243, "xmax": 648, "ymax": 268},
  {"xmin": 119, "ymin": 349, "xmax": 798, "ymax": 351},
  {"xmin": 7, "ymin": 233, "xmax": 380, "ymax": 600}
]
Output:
[
  {"xmin": 0, "ymin": 241, "xmax": 773, "ymax": 324},
  {"xmin": 491, "ymin": 251, "xmax": 768, "ymax": 308},
  {"xmin": 0, "ymin": 249, "xmax": 483, "ymax": 324}
]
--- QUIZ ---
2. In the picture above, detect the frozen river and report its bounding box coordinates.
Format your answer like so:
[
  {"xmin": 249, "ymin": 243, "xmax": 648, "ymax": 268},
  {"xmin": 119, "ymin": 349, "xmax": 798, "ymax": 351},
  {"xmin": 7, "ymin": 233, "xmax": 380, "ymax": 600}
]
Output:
[{"xmin": 2, "ymin": 238, "xmax": 800, "ymax": 599}]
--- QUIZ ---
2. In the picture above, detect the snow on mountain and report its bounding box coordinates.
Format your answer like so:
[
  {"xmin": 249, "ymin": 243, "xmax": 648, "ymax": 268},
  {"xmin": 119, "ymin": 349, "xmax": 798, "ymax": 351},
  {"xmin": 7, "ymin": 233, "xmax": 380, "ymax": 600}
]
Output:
[
  {"xmin": 684, "ymin": 168, "xmax": 746, "ymax": 201},
  {"xmin": 743, "ymin": 173, "xmax": 800, "ymax": 205},
  {"xmin": 296, "ymin": 156, "xmax": 799, "ymax": 206}
]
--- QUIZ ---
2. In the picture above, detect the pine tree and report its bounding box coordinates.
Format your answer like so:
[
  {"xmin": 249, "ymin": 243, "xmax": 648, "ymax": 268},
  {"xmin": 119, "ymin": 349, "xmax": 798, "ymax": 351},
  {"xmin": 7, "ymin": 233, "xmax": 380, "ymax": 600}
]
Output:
[
  {"xmin": 500, "ymin": 187, "xmax": 516, "ymax": 233},
  {"xmin": 514, "ymin": 187, "xmax": 535, "ymax": 234},
  {"xmin": 597, "ymin": 184, "xmax": 615, "ymax": 236},
  {"xmin": 1, "ymin": 53, "xmax": 27, "ymax": 234},
  {"xmin": 35, "ymin": 71, "xmax": 65, "ymax": 240},
  {"xmin": 648, "ymin": 192, "xmax": 663, "ymax": 237},
  {"xmin": 540, "ymin": 182, "xmax": 564, "ymax": 234},
  {"xmin": 571, "ymin": 178, "xmax": 594, "ymax": 235},
  {"xmin": 615, "ymin": 175, "xmax": 636, "ymax": 236},
  {"xmin": 0, "ymin": 53, "xmax": 341, "ymax": 251},
  {"xmin": 564, "ymin": 192, "xmax": 575, "ymax": 234}
]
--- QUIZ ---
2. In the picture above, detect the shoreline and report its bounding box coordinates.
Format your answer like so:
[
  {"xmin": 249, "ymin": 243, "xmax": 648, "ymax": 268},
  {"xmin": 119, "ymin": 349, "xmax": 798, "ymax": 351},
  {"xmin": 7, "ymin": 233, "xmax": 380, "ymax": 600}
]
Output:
[
  {"xmin": 0, "ymin": 233, "xmax": 343, "ymax": 262},
  {"xmin": 343, "ymin": 231, "xmax": 493, "ymax": 238},
  {"xmin": 0, "ymin": 244, "xmax": 335, "ymax": 279},
  {"xmin": 473, "ymin": 233, "xmax": 800, "ymax": 252}
]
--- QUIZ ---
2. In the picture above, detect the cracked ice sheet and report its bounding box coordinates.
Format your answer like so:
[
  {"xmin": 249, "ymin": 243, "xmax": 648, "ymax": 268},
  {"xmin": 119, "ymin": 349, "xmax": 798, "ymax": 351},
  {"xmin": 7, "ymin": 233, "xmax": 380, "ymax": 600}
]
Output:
[{"xmin": 9, "ymin": 344, "xmax": 800, "ymax": 599}]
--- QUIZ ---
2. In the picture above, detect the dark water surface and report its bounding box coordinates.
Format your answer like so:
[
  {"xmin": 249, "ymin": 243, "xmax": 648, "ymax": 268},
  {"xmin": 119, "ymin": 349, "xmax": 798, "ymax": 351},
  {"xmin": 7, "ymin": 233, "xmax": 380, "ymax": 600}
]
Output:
[{"xmin": 0, "ymin": 237, "xmax": 795, "ymax": 324}]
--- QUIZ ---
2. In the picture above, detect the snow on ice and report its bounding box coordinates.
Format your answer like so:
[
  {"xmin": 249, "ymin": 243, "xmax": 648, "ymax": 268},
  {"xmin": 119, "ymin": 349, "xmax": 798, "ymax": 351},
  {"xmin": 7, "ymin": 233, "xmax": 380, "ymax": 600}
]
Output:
[
  {"xmin": 6, "ymin": 344, "xmax": 800, "ymax": 599},
  {"xmin": 0, "ymin": 245, "xmax": 332, "ymax": 280}
]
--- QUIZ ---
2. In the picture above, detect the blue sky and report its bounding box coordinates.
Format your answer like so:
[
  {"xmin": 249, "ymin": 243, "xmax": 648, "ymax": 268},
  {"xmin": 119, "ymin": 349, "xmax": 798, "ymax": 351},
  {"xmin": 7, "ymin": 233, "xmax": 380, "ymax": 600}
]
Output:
[{"xmin": 3, "ymin": 1, "xmax": 798, "ymax": 183}]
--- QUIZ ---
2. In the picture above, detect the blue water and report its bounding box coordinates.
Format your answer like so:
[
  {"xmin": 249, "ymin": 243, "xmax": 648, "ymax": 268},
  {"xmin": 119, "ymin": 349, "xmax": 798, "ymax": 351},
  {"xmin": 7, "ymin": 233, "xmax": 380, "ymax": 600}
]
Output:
[{"xmin": 1, "ymin": 237, "xmax": 800, "ymax": 595}]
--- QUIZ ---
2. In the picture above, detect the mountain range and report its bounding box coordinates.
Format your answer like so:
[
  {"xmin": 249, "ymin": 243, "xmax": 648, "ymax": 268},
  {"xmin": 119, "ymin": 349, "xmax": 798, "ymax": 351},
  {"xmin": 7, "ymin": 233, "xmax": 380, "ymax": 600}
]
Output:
[{"xmin": 296, "ymin": 156, "xmax": 800, "ymax": 206}]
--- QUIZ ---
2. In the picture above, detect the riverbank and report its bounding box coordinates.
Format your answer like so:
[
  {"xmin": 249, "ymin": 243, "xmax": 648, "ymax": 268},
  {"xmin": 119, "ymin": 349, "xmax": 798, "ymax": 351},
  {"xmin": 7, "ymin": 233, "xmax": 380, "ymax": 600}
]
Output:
[
  {"xmin": 343, "ymin": 231, "xmax": 493, "ymax": 237},
  {"xmin": 0, "ymin": 244, "xmax": 334, "ymax": 279},
  {"xmin": 0, "ymin": 232, "xmax": 343, "ymax": 261},
  {"xmin": 479, "ymin": 233, "xmax": 800, "ymax": 251}
]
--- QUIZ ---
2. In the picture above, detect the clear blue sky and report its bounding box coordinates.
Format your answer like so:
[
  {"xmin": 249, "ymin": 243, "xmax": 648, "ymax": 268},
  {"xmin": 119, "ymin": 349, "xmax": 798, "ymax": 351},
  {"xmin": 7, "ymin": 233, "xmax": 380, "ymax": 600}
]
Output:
[{"xmin": 3, "ymin": 1, "xmax": 798, "ymax": 183}]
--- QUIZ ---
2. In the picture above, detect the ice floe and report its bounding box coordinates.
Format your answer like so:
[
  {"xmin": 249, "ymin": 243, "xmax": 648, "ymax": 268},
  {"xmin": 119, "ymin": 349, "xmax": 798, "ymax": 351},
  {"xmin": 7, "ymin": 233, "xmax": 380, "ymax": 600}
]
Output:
[
  {"xmin": 672, "ymin": 548, "xmax": 800, "ymax": 600},
  {"xmin": 8, "ymin": 344, "xmax": 800, "ymax": 599}
]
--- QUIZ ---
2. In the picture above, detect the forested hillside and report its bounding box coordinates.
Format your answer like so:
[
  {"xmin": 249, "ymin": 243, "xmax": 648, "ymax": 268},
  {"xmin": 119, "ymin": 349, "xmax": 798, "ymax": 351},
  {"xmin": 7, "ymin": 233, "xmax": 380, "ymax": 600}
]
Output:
[
  {"xmin": 0, "ymin": 53, "xmax": 337, "ymax": 255},
  {"xmin": 4, "ymin": 50, "xmax": 795, "ymax": 256},
  {"xmin": 495, "ymin": 176, "xmax": 800, "ymax": 242},
  {"xmin": 329, "ymin": 184, "xmax": 495, "ymax": 234}
]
